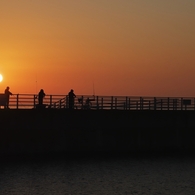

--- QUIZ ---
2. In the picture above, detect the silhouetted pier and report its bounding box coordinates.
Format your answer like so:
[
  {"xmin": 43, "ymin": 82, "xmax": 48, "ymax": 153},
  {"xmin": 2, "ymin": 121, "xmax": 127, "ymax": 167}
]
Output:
[
  {"xmin": 0, "ymin": 94, "xmax": 194, "ymax": 110},
  {"xmin": 0, "ymin": 94, "xmax": 195, "ymax": 155}
]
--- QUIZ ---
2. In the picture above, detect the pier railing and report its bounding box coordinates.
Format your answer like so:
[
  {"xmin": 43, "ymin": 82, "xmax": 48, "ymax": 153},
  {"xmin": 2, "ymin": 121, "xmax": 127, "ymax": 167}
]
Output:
[{"xmin": 0, "ymin": 94, "xmax": 195, "ymax": 110}]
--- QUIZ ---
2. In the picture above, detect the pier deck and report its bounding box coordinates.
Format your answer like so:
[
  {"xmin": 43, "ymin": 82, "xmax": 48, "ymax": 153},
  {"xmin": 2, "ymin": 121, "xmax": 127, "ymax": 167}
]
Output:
[{"xmin": 0, "ymin": 109, "xmax": 195, "ymax": 155}]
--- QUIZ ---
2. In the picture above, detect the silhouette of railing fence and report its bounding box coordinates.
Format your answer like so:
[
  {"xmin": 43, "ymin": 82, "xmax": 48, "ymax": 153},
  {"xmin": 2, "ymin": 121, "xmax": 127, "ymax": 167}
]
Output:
[{"xmin": 0, "ymin": 94, "xmax": 195, "ymax": 110}]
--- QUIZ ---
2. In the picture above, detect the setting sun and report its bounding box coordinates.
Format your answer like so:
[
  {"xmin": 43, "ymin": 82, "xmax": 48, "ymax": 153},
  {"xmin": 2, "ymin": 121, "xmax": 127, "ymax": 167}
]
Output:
[
  {"xmin": 0, "ymin": 1, "xmax": 195, "ymax": 97},
  {"xmin": 0, "ymin": 74, "xmax": 3, "ymax": 82}
]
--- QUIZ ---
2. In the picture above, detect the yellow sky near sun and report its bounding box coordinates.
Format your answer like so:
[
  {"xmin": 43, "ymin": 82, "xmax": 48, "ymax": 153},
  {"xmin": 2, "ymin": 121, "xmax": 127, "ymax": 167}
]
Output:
[{"xmin": 0, "ymin": 0, "xmax": 195, "ymax": 97}]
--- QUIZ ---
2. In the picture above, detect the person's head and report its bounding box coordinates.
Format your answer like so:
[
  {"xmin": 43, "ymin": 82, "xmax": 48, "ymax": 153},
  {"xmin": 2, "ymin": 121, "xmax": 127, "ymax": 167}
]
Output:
[
  {"xmin": 71, "ymin": 89, "xmax": 73, "ymax": 92},
  {"xmin": 6, "ymin": 86, "xmax": 9, "ymax": 90}
]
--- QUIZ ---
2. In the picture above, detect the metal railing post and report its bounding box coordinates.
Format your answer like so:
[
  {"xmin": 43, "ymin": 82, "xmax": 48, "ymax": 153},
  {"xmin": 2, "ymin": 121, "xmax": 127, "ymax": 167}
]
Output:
[
  {"xmin": 96, "ymin": 96, "xmax": 99, "ymax": 110},
  {"xmin": 125, "ymin": 97, "xmax": 128, "ymax": 110},
  {"xmin": 140, "ymin": 97, "xmax": 142, "ymax": 110},
  {"xmin": 81, "ymin": 96, "xmax": 84, "ymax": 109},
  {"xmin": 101, "ymin": 97, "xmax": 103, "ymax": 109},
  {"xmin": 115, "ymin": 98, "xmax": 117, "ymax": 109},
  {"xmin": 181, "ymin": 98, "xmax": 183, "ymax": 110},
  {"xmin": 154, "ymin": 97, "xmax": 156, "ymax": 110},
  {"xmin": 111, "ymin": 96, "xmax": 113, "ymax": 110},
  {"xmin": 16, "ymin": 94, "xmax": 19, "ymax": 109},
  {"xmin": 34, "ymin": 95, "xmax": 36, "ymax": 108},
  {"xmin": 50, "ymin": 95, "xmax": 52, "ymax": 107}
]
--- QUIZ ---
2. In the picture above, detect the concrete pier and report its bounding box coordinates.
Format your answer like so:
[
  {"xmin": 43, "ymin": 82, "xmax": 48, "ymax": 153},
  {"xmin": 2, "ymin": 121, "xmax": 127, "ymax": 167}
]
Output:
[{"xmin": 0, "ymin": 109, "xmax": 195, "ymax": 154}]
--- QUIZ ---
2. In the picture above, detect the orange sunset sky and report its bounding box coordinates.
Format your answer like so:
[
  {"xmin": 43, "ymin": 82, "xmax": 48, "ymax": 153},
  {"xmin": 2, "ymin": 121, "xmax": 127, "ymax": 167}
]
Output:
[{"xmin": 0, "ymin": 0, "xmax": 195, "ymax": 97}]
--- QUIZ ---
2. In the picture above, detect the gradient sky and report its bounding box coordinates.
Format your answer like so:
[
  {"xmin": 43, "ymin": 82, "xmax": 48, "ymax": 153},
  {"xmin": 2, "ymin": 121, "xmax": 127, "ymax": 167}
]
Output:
[{"xmin": 0, "ymin": 0, "xmax": 195, "ymax": 97}]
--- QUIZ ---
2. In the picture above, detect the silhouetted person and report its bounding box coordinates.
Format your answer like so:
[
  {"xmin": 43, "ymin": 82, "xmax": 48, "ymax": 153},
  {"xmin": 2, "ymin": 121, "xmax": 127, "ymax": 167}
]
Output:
[
  {"xmin": 68, "ymin": 89, "xmax": 76, "ymax": 109},
  {"xmin": 38, "ymin": 89, "xmax": 45, "ymax": 105},
  {"xmin": 4, "ymin": 86, "xmax": 12, "ymax": 109}
]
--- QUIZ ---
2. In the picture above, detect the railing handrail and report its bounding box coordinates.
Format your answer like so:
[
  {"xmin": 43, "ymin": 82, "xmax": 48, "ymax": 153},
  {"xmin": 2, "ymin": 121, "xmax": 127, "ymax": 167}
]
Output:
[{"xmin": 0, "ymin": 93, "xmax": 194, "ymax": 110}]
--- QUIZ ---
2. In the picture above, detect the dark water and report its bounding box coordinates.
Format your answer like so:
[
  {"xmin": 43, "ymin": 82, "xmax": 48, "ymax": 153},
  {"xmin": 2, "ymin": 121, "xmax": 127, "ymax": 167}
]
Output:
[{"xmin": 0, "ymin": 153, "xmax": 195, "ymax": 195}]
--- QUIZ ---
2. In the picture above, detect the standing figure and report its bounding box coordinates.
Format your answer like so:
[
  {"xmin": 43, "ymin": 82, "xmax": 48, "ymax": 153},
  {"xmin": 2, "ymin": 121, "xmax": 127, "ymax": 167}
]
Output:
[
  {"xmin": 68, "ymin": 89, "xmax": 76, "ymax": 109},
  {"xmin": 4, "ymin": 86, "xmax": 12, "ymax": 109},
  {"xmin": 38, "ymin": 89, "xmax": 45, "ymax": 105}
]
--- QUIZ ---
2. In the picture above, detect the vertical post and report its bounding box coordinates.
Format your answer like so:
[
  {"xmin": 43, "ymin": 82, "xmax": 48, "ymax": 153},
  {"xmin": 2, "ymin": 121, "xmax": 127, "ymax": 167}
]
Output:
[
  {"xmin": 80, "ymin": 96, "xmax": 84, "ymax": 109},
  {"xmin": 176, "ymin": 99, "xmax": 177, "ymax": 110},
  {"xmin": 154, "ymin": 97, "xmax": 156, "ymax": 110},
  {"xmin": 96, "ymin": 96, "xmax": 99, "ymax": 110},
  {"xmin": 115, "ymin": 98, "xmax": 117, "ymax": 109},
  {"xmin": 66, "ymin": 95, "xmax": 68, "ymax": 109},
  {"xmin": 50, "ymin": 95, "xmax": 52, "ymax": 108},
  {"xmin": 181, "ymin": 98, "xmax": 183, "ymax": 110},
  {"xmin": 129, "ymin": 98, "xmax": 131, "ymax": 110},
  {"xmin": 167, "ymin": 97, "xmax": 169, "ymax": 110},
  {"xmin": 101, "ymin": 97, "xmax": 103, "ymax": 109},
  {"xmin": 161, "ymin": 99, "xmax": 162, "ymax": 110},
  {"xmin": 16, "ymin": 94, "xmax": 19, "ymax": 109},
  {"xmin": 34, "ymin": 95, "xmax": 36, "ymax": 108},
  {"xmin": 140, "ymin": 97, "xmax": 142, "ymax": 110},
  {"xmin": 126, "ymin": 97, "xmax": 128, "ymax": 110},
  {"xmin": 111, "ymin": 96, "xmax": 113, "ymax": 110}
]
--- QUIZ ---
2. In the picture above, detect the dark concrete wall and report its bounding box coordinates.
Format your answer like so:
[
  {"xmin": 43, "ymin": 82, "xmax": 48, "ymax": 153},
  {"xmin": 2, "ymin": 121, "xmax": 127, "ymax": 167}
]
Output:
[{"xmin": 0, "ymin": 109, "xmax": 195, "ymax": 154}]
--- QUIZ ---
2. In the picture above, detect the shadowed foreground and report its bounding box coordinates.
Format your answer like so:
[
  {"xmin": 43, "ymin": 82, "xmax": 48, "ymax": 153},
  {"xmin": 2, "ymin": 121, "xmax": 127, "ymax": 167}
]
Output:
[{"xmin": 0, "ymin": 109, "xmax": 195, "ymax": 155}]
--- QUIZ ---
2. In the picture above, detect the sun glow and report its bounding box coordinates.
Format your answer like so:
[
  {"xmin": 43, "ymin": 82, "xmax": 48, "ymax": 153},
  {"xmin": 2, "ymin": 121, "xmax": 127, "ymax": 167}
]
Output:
[{"xmin": 0, "ymin": 74, "xmax": 3, "ymax": 82}]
